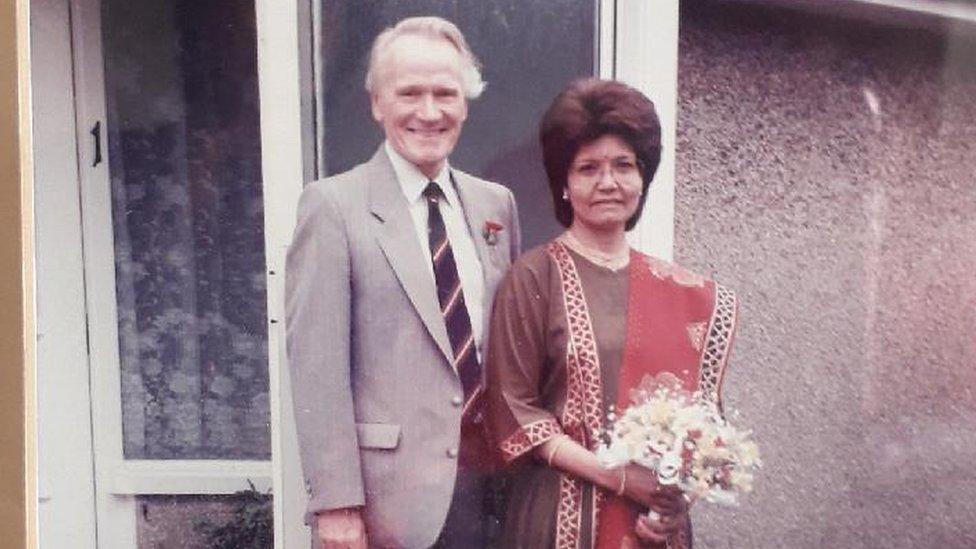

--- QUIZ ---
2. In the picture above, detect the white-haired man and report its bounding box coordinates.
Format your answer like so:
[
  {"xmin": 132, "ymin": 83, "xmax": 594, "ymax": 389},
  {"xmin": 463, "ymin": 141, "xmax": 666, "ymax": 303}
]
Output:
[{"xmin": 286, "ymin": 16, "xmax": 520, "ymax": 548}]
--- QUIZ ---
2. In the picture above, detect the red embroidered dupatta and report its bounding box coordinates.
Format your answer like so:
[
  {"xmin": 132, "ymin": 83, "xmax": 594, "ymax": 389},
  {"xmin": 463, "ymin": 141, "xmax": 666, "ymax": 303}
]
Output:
[{"xmin": 546, "ymin": 241, "xmax": 738, "ymax": 549}]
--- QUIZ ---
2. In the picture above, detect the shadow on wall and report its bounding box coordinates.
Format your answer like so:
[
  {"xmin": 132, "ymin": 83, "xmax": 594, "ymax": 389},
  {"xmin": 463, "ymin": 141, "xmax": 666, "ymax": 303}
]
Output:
[{"xmin": 675, "ymin": 2, "xmax": 976, "ymax": 548}]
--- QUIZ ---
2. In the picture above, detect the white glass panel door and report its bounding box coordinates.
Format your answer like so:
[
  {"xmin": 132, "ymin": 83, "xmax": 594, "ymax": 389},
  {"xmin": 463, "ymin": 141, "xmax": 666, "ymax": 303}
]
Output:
[
  {"xmin": 69, "ymin": 0, "xmax": 273, "ymax": 545},
  {"xmin": 99, "ymin": 0, "xmax": 270, "ymax": 463}
]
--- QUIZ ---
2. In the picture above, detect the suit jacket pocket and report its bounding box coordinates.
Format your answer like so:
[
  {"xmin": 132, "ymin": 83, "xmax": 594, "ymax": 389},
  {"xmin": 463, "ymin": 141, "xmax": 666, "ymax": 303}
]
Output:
[{"xmin": 356, "ymin": 422, "xmax": 401, "ymax": 450}]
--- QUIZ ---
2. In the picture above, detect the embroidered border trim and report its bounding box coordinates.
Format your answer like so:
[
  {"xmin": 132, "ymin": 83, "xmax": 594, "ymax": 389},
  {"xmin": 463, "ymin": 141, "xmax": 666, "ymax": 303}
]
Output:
[
  {"xmin": 548, "ymin": 242, "xmax": 605, "ymax": 441},
  {"xmin": 499, "ymin": 417, "xmax": 563, "ymax": 463},
  {"xmin": 698, "ymin": 284, "xmax": 737, "ymax": 406},
  {"xmin": 547, "ymin": 241, "xmax": 606, "ymax": 549},
  {"xmin": 555, "ymin": 474, "xmax": 584, "ymax": 549}
]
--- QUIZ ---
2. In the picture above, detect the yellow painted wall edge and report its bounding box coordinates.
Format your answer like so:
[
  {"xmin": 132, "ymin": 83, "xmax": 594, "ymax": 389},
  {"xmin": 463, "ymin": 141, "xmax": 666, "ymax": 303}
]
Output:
[{"xmin": 0, "ymin": 0, "xmax": 36, "ymax": 547}]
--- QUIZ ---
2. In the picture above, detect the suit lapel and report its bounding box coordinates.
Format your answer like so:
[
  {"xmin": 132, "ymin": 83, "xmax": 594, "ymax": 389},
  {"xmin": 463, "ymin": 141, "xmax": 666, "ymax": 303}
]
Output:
[{"xmin": 367, "ymin": 148, "xmax": 454, "ymax": 364}]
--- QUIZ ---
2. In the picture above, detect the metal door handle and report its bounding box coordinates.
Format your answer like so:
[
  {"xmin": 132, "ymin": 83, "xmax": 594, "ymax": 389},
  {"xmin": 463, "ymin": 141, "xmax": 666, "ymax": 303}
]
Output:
[{"xmin": 90, "ymin": 121, "xmax": 102, "ymax": 167}]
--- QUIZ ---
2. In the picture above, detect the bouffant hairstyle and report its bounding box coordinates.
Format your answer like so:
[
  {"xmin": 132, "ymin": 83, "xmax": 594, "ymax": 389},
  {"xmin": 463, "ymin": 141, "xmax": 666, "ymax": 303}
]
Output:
[{"xmin": 539, "ymin": 78, "xmax": 662, "ymax": 230}]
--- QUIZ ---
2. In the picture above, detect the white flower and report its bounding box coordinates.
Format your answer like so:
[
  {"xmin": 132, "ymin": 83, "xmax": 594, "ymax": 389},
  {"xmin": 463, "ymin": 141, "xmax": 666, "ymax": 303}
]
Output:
[
  {"xmin": 634, "ymin": 451, "xmax": 659, "ymax": 470},
  {"xmin": 706, "ymin": 488, "xmax": 739, "ymax": 506},
  {"xmin": 646, "ymin": 398, "xmax": 673, "ymax": 427},
  {"xmin": 647, "ymin": 430, "xmax": 674, "ymax": 455},
  {"xmin": 738, "ymin": 441, "xmax": 762, "ymax": 468},
  {"xmin": 596, "ymin": 440, "xmax": 631, "ymax": 468},
  {"xmin": 657, "ymin": 453, "xmax": 682, "ymax": 485},
  {"xmin": 729, "ymin": 470, "xmax": 754, "ymax": 493},
  {"xmin": 597, "ymin": 372, "xmax": 760, "ymax": 510}
]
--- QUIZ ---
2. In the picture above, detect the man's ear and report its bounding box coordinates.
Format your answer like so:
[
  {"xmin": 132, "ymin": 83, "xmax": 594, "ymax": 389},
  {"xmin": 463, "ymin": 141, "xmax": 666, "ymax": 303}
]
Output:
[{"xmin": 369, "ymin": 93, "xmax": 383, "ymax": 123}]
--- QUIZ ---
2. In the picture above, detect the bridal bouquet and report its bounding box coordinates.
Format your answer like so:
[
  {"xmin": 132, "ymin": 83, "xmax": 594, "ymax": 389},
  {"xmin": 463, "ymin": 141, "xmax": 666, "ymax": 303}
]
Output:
[{"xmin": 595, "ymin": 373, "xmax": 761, "ymax": 506}]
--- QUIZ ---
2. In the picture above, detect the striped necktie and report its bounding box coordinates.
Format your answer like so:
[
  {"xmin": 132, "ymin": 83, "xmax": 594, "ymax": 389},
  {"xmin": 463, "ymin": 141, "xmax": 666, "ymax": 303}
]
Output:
[{"xmin": 423, "ymin": 181, "xmax": 482, "ymax": 414}]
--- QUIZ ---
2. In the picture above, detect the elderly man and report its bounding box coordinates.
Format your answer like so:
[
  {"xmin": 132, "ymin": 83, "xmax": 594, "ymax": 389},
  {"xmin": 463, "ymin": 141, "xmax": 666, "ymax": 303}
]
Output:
[{"xmin": 286, "ymin": 16, "xmax": 520, "ymax": 549}]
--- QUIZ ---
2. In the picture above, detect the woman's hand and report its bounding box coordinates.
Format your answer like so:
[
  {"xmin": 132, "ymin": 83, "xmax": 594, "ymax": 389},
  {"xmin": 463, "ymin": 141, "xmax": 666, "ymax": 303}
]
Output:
[
  {"xmin": 537, "ymin": 437, "xmax": 689, "ymax": 521},
  {"xmin": 620, "ymin": 465, "xmax": 690, "ymax": 545},
  {"xmin": 633, "ymin": 509, "xmax": 688, "ymax": 544},
  {"xmin": 618, "ymin": 464, "xmax": 687, "ymax": 515}
]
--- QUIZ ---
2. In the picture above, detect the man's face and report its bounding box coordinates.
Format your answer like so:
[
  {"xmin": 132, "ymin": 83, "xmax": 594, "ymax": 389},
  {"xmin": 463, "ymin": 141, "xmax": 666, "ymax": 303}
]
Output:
[{"xmin": 370, "ymin": 34, "xmax": 468, "ymax": 178}]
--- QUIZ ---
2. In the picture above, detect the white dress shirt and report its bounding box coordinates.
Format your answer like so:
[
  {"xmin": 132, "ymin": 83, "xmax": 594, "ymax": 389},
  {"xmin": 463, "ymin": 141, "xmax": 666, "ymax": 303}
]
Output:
[{"xmin": 385, "ymin": 142, "xmax": 486, "ymax": 361}]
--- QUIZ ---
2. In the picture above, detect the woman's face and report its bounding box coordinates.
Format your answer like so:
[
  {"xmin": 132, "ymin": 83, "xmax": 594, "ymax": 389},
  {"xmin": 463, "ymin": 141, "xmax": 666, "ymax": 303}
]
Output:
[{"xmin": 566, "ymin": 134, "xmax": 643, "ymax": 234}]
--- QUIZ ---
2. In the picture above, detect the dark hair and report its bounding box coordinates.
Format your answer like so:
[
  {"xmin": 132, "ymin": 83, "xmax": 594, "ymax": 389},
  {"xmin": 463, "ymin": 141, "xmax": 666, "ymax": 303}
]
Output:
[{"xmin": 539, "ymin": 78, "xmax": 662, "ymax": 231}]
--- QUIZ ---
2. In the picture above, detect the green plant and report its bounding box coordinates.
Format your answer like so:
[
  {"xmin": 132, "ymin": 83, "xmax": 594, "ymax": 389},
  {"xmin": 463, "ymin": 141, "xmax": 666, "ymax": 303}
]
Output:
[{"xmin": 195, "ymin": 481, "xmax": 273, "ymax": 549}]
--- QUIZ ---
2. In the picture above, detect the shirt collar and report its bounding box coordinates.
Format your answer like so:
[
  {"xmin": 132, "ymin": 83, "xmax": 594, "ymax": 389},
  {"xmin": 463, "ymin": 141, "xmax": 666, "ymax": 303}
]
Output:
[{"xmin": 385, "ymin": 141, "xmax": 457, "ymax": 208}]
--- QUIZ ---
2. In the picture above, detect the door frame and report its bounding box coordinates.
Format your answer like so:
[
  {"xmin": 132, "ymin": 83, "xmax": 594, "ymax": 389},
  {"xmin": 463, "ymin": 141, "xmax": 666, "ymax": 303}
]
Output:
[
  {"xmin": 32, "ymin": 0, "xmax": 98, "ymax": 546},
  {"xmin": 614, "ymin": 0, "xmax": 681, "ymax": 260}
]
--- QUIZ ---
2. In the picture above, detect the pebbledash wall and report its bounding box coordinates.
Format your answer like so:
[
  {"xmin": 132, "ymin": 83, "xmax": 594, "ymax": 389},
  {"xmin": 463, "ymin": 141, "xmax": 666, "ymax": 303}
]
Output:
[{"xmin": 675, "ymin": 2, "xmax": 976, "ymax": 548}]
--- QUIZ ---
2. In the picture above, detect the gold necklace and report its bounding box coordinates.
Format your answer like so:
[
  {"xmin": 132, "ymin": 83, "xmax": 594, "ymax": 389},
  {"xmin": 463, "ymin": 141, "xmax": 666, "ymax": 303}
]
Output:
[{"xmin": 560, "ymin": 231, "xmax": 631, "ymax": 271}]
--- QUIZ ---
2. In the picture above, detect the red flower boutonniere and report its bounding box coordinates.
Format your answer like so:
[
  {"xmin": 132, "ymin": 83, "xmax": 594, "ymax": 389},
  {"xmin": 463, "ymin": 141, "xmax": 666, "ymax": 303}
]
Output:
[{"xmin": 482, "ymin": 220, "xmax": 504, "ymax": 245}]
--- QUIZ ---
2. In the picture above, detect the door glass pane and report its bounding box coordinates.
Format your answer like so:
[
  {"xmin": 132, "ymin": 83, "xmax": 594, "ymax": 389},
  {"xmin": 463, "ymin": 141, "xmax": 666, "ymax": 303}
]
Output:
[
  {"xmin": 318, "ymin": 0, "xmax": 597, "ymax": 249},
  {"xmin": 677, "ymin": 2, "xmax": 976, "ymax": 547},
  {"xmin": 136, "ymin": 493, "xmax": 273, "ymax": 548},
  {"xmin": 102, "ymin": 0, "xmax": 270, "ymax": 460}
]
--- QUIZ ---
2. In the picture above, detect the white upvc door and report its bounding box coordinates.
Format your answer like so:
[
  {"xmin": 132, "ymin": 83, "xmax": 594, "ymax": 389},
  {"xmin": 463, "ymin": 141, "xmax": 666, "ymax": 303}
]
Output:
[{"xmin": 65, "ymin": 0, "xmax": 303, "ymax": 546}]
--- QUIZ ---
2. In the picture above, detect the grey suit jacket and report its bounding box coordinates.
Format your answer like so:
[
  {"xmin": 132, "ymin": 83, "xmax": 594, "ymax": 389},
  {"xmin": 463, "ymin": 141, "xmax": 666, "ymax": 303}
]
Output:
[{"xmin": 285, "ymin": 146, "xmax": 520, "ymax": 548}]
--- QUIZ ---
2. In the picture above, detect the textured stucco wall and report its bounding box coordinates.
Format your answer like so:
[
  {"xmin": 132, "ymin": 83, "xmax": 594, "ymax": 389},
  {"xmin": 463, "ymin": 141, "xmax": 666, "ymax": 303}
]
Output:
[{"xmin": 675, "ymin": 3, "xmax": 976, "ymax": 548}]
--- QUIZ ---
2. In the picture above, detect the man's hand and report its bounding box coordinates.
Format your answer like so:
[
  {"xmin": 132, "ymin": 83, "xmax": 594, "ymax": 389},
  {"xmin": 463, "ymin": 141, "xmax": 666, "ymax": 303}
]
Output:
[{"xmin": 316, "ymin": 507, "xmax": 367, "ymax": 549}]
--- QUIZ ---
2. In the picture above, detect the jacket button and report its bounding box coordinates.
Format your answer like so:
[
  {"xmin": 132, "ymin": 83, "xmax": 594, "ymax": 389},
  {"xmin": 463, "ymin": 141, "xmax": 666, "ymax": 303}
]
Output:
[
  {"xmin": 446, "ymin": 447, "xmax": 458, "ymax": 458},
  {"xmin": 451, "ymin": 396, "xmax": 463, "ymax": 407}
]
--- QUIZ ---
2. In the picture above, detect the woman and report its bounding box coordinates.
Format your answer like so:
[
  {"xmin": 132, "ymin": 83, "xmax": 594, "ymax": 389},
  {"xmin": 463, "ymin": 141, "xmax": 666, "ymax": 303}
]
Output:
[{"xmin": 486, "ymin": 79, "xmax": 738, "ymax": 548}]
